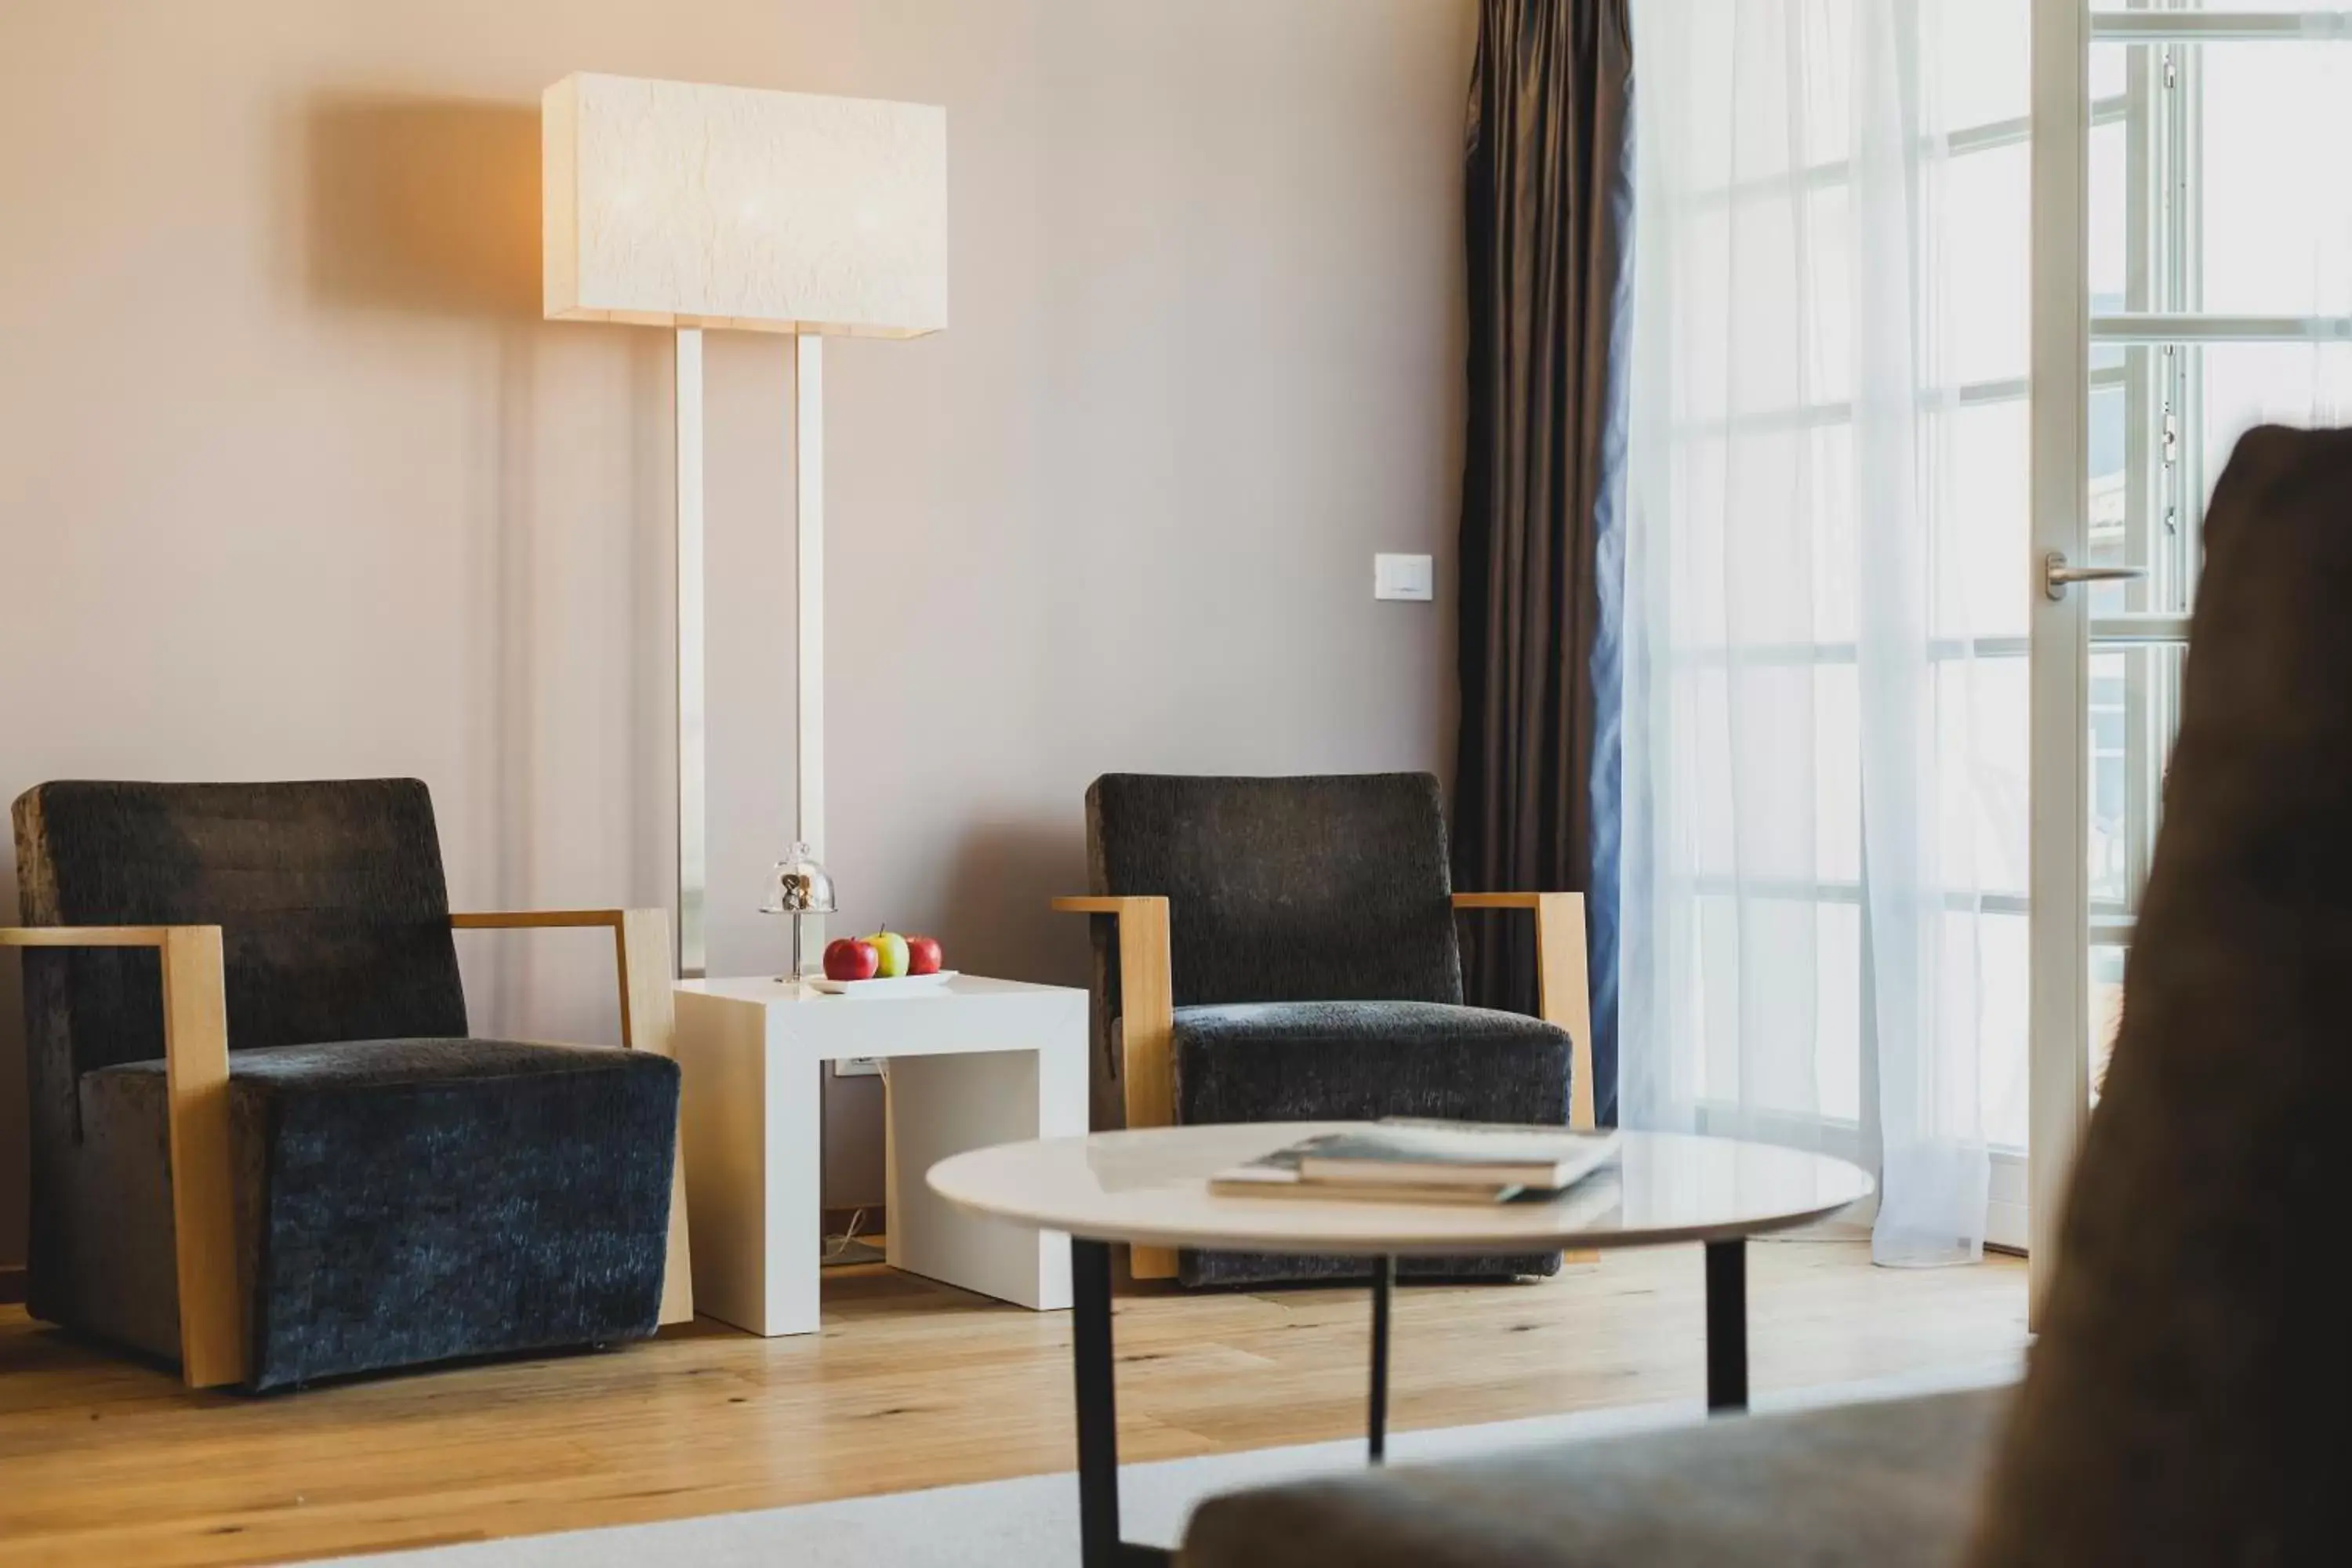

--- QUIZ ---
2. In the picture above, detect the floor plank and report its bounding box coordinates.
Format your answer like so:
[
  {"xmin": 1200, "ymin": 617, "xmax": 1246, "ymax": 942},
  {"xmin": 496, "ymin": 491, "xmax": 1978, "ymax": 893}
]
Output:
[{"xmin": 0, "ymin": 1242, "xmax": 2027, "ymax": 1566}]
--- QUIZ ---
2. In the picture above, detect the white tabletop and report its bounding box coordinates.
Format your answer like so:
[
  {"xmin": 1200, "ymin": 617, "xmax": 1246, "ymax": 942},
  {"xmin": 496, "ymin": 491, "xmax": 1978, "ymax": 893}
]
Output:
[
  {"xmin": 677, "ymin": 973, "xmax": 1083, "ymax": 1005},
  {"xmin": 927, "ymin": 1123, "xmax": 1873, "ymax": 1256}
]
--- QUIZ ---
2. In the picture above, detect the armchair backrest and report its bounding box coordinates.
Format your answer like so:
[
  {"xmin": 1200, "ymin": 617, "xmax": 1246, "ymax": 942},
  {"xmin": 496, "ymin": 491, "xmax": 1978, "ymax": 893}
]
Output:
[
  {"xmin": 1965, "ymin": 427, "xmax": 2352, "ymax": 1564},
  {"xmin": 1087, "ymin": 772, "xmax": 1464, "ymax": 1006},
  {"xmin": 12, "ymin": 779, "xmax": 470, "ymax": 1112}
]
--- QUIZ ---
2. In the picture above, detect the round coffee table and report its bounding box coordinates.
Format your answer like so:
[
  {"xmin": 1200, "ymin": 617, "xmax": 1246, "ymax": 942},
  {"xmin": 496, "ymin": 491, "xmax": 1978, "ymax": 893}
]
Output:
[{"xmin": 929, "ymin": 1122, "xmax": 1873, "ymax": 1568}]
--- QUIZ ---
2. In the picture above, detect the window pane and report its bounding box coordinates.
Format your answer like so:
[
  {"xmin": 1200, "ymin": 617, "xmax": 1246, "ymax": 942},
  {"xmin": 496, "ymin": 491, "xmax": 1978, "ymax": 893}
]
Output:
[
  {"xmin": 2085, "ymin": 362, "xmax": 2135, "ymax": 617},
  {"xmin": 1813, "ymin": 421, "xmax": 1858, "ymax": 645},
  {"xmin": 1944, "ymin": 397, "xmax": 2031, "ymax": 639},
  {"xmin": 1818, "ymin": 660, "xmax": 1861, "ymax": 886},
  {"xmin": 1690, "ymin": 894, "xmax": 1860, "ymax": 1122},
  {"xmin": 1949, "ymin": 142, "xmax": 2030, "ymax": 387},
  {"xmin": 1818, "ymin": 900, "xmax": 1862, "ymax": 1123},
  {"xmin": 2090, "ymin": 41, "xmax": 2126, "ymax": 104},
  {"xmin": 2088, "ymin": 118, "xmax": 2126, "ymax": 312},
  {"xmin": 1694, "ymin": 663, "xmax": 1817, "ymax": 887},
  {"xmin": 1798, "ymin": 0, "xmax": 1854, "ymax": 172},
  {"xmin": 2089, "ymin": 651, "xmax": 2129, "ymax": 908},
  {"xmin": 1683, "ymin": 187, "xmax": 1853, "ymax": 417},
  {"xmin": 1944, "ymin": 655, "xmax": 2030, "ymax": 899},
  {"xmin": 1682, "ymin": 670, "xmax": 1843, "ymax": 890},
  {"xmin": 2199, "ymin": 42, "xmax": 2352, "ymax": 316},
  {"xmin": 1976, "ymin": 912, "xmax": 2031, "ymax": 1152},
  {"xmin": 1724, "ymin": 192, "xmax": 1814, "ymax": 412},
  {"xmin": 1806, "ymin": 184, "xmax": 1853, "ymax": 409},
  {"xmin": 1938, "ymin": 0, "xmax": 2029, "ymax": 131},
  {"xmin": 2088, "ymin": 379, "xmax": 2125, "ymax": 545},
  {"xmin": 2201, "ymin": 343, "xmax": 2352, "ymax": 489}
]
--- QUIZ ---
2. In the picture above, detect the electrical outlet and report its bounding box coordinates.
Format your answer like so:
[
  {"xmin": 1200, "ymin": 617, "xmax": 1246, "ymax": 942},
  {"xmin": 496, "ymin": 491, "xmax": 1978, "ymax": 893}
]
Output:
[{"xmin": 1374, "ymin": 553, "xmax": 1435, "ymax": 601}]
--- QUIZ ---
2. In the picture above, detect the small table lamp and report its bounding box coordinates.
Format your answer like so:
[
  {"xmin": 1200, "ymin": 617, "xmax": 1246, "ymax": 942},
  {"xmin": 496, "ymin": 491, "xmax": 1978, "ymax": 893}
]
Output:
[{"xmin": 543, "ymin": 74, "xmax": 947, "ymax": 977}]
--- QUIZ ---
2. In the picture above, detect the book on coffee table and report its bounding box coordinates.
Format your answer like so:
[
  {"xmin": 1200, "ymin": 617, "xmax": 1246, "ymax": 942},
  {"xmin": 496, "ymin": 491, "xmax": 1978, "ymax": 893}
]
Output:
[{"xmin": 1208, "ymin": 1121, "xmax": 1618, "ymax": 1203}]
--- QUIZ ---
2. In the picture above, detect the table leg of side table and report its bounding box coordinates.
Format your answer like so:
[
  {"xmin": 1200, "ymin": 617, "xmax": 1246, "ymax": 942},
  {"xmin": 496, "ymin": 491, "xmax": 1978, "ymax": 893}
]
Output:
[
  {"xmin": 676, "ymin": 992, "xmax": 825, "ymax": 1336},
  {"xmin": 1706, "ymin": 1239, "xmax": 1748, "ymax": 1412},
  {"xmin": 885, "ymin": 1042, "xmax": 1084, "ymax": 1310}
]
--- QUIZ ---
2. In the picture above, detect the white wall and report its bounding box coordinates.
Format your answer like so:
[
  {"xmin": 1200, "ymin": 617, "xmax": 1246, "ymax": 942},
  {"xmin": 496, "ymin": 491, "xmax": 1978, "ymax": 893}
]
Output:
[{"xmin": 0, "ymin": 0, "xmax": 1475, "ymax": 1259}]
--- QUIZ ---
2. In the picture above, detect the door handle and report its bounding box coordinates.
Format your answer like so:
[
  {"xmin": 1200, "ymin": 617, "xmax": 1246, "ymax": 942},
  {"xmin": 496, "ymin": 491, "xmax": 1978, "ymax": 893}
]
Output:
[{"xmin": 2044, "ymin": 551, "xmax": 2151, "ymax": 601}]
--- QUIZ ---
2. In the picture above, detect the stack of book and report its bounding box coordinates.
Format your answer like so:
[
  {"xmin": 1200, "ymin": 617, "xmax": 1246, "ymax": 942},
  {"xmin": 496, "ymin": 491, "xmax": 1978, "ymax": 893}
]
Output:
[{"xmin": 1208, "ymin": 1120, "xmax": 1619, "ymax": 1206}]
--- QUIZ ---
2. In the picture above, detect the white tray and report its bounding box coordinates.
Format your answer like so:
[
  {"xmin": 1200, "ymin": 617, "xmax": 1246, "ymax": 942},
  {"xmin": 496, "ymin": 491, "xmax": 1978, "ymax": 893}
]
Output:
[{"xmin": 805, "ymin": 970, "xmax": 959, "ymax": 996}]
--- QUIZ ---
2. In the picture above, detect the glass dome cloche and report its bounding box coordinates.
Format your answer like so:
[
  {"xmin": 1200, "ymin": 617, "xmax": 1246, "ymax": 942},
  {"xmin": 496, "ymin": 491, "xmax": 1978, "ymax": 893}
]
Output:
[
  {"xmin": 762, "ymin": 842, "xmax": 837, "ymax": 916},
  {"xmin": 762, "ymin": 842, "xmax": 837, "ymax": 979}
]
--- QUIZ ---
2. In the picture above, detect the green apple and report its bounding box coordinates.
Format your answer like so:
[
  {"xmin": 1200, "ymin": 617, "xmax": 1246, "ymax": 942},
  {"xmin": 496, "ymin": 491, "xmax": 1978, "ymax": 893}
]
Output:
[{"xmin": 865, "ymin": 930, "xmax": 911, "ymax": 978}]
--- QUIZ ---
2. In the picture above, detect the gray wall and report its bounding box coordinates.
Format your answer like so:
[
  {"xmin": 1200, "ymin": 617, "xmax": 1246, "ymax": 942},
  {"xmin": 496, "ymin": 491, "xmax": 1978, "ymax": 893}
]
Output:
[{"xmin": 0, "ymin": 0, "xmax": 1474, "ymax": 1259}]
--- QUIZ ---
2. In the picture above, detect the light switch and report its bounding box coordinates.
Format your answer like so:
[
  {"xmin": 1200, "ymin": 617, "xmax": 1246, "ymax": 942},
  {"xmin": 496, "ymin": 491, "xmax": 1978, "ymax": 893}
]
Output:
[{"xmin": 1374, "ymin": 553, "xmax": 1435, "ymax": 602}]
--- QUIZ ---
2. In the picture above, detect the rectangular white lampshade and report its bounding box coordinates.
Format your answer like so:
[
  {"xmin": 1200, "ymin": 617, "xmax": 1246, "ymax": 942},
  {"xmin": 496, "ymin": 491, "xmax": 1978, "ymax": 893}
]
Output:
[{"xmin": 543, "ymin": 73, "xmax": 946, "ymax": 337}]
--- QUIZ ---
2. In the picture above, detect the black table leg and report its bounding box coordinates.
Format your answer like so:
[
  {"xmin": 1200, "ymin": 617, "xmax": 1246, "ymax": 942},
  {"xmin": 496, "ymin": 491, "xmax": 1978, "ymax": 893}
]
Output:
[
  {"xmin": 1705, "ymin": 1238, "xmax": 1748, "ymax": 1413},
  {"xmin": 1367, "ymin": 1254, "xmax": 1395, "ymax": 1464},
  {"xmin": 1070, "ymin": 1239, "xmax": 1173, "ymax": 1568}
]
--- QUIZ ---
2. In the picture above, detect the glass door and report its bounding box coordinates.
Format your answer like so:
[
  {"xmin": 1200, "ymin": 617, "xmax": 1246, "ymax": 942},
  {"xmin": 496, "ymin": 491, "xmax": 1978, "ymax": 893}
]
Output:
[{"xmin": 2029, "ymin": 0, "xmax": 2352, "ymax": 1313}]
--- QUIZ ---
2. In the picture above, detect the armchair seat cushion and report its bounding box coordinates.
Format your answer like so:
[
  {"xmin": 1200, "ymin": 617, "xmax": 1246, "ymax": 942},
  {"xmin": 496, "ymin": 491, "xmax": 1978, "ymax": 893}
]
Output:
[
  {"xmin": 71, "ymin": 1039, "xmax": 678, "ymax": 1392},
  {"xmin": 1171, "ymin": 1000, "xmax": 1572, "ymax": 1126},
  {"xmin": 1170, "ymin": 1001, "xmax": 1573, "ymax": 1288},
  {"xmin": 1180, "ymin": 1386, "xmax": 2008, "ymax": 1568}
]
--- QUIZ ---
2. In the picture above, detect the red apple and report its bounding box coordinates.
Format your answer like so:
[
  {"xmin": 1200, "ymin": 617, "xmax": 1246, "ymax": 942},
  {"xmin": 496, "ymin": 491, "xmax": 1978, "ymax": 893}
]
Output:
[
  {"xmin": 822, "ymin": 936, "xmax": 879, "ymax": 982},
  {"xmin": 906, "ymin": 934, "xmax": 944, "ymax": 975}
]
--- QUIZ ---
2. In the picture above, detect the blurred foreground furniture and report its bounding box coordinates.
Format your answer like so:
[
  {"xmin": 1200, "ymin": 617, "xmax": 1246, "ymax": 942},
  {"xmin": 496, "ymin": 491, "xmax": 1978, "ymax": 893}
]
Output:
[
  {"xmin": 1055, "ymin": 772, "xmax": 1591, "ymax": 1285},
  {"xmin": 2, "ymin": 779, "xmax": 690, "ymax": 1392},
  {"xmin": 1179, "ymin": 428, "xmax": 2352, "ymax": 1565}
]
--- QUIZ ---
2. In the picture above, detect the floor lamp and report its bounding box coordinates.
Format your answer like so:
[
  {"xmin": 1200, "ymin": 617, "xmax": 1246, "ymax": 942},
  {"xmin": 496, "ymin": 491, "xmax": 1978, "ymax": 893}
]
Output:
[{"xmin": 542, "ymin": 74, "xmax": 948, "ymax": 977}]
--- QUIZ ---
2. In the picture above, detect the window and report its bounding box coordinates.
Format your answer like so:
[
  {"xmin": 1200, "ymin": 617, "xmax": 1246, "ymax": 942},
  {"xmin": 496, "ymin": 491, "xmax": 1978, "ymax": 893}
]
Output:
[
  {"xmin": 2085, "ymin": 9, "xmax": 2352, "ymax": 1095},
  {"xmin": 1653, "ymin": 1, "xmax": 2039, "ymax": 1150}
]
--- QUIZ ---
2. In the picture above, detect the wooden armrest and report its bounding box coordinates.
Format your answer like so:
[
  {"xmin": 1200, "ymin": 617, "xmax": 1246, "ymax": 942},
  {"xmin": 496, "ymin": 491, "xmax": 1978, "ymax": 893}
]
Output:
[
  {"xmin": 0, "ymin": 925, "xmax": 190, "ymax": 947},
  {"xmin": 0, "ymin": 925, "xmax": 242, "ymax": 1388},
  {"xmin": 451, "ymin": 909, "xmax": 626, "ymax": 930},
  {"xmin": 1051, "ymin": 897, "xmax": 1174, "ymax": 1131},
  {"xmin": 1450, "ymin": 892, "xmax": 1596, "ymax": 1131},
  {"xmin": 1054, "ymin": 896, "xmax": 1178, "ymax": 1279},
  {"xmin": 449, "ymin": 908, "xmax": 692, "ymax": 1325},
  {"xmin": 448, "ymin": 909, "xmax": 665, "ymax": 1045},
  {"xmin": 1452, "ymin": 892, "xmax": 1544, "ymax": 911}
]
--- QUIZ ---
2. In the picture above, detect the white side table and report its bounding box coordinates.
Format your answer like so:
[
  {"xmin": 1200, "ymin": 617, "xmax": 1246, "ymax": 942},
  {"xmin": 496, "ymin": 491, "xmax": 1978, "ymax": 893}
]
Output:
[{"xmin": 675, "ymin": 974, "xmax": 1087, "ymax": 1336}]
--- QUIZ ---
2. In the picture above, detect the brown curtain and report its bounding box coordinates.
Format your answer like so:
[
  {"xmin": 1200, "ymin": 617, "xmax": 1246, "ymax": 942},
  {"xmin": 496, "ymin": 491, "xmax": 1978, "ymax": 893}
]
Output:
[{"xmin": 1452, "ymin": 0, "xmax": 1634, "ymax": 1123}]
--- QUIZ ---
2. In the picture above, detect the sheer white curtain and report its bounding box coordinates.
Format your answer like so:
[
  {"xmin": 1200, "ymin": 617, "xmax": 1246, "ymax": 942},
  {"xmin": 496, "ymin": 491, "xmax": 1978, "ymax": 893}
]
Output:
[{"xmin": 1622, "ymin": 0, "xmax": 1991, "ymax": 1265}]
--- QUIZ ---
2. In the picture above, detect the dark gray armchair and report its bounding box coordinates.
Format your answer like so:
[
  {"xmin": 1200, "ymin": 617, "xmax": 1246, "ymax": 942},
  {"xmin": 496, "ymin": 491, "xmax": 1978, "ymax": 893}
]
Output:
[
  {"xmin": 1054, "ymin": 772, "xmax": 1592, "ymax": 1288},
  {"xmin": 3, "ymin": 778, "xmax": 690, "ymax": 1392},
  {"xmin": 1180, "ymin": 429, "xmax": 2352, "ymax": 1564}
]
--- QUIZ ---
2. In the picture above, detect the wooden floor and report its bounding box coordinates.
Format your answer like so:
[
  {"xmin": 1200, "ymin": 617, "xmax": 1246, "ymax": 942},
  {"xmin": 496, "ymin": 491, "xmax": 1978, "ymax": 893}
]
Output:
[{"xmin": 0, "ymin": 1243, "xmax": 2027, "ymax": 1566}]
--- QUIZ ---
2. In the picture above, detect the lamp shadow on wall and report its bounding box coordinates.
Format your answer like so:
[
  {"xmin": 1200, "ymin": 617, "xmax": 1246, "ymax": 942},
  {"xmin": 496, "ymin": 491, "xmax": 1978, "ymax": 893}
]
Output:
[
  {"xmin": 297, "ymin": 93, "xmax": 670, "ymax": 1027},
  {"xmin": 303, "ymin": 93, "xmax": 540, "ymax": 319},
  {"xmin": 299, "ymin": 93, "xmax": 648, "ymax": 1031}
]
